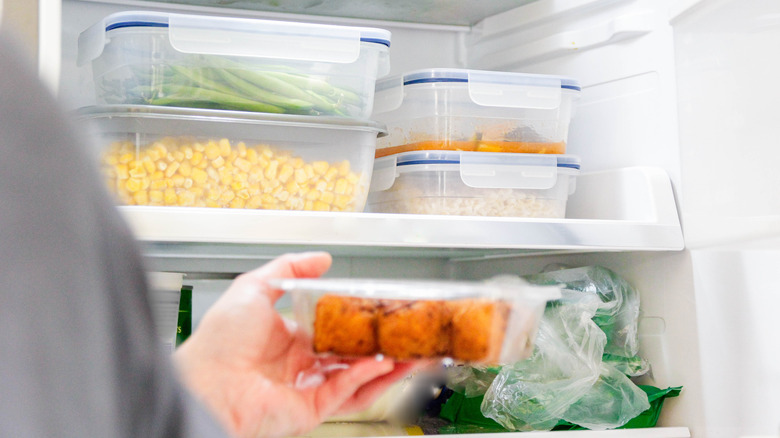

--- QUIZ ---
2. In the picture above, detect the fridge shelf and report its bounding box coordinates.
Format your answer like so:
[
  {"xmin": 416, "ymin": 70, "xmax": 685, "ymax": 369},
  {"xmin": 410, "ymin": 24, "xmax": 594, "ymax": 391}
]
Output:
[
  {"xmin": 122, "ymin": 0, "xmax": 536, "ymax": 27},
  {"xmin": 300, "ymin": 425, "xmax": 691, "ymax": 438},
  {"xmin": 120, "ymin": 166, "xmax": 683, "ymax": 269}
]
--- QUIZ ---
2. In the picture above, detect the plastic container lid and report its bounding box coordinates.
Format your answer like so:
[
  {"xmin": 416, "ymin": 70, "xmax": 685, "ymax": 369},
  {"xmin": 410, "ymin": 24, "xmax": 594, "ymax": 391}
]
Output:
[
  {"xmin": 270, "ymin": 277, "xmax": 562, "ymax": 301},
  {"xmin": 78, "ymin": 11, "xmax": 392, "ymax": 66},
  {"xmin": 371, "ymin": 150, "xmax": 580, "ymax": 192},
  {"xmin": 374, "ymin": 68, "xmax": 580, "ymax": 113}
]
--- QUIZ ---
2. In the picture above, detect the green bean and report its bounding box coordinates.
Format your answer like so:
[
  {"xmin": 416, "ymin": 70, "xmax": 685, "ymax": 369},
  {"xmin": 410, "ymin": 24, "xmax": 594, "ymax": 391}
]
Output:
[
  {"xmin": 264, "ymin": 71, "xmax": 362, "ymax": 106},
  {"xmin": 152, "ymin": 85, "xmax": 286, "ymax": 113},
  {"xmin": 211, "ymin": 68, "xmax": 315, "ymax": 114}
]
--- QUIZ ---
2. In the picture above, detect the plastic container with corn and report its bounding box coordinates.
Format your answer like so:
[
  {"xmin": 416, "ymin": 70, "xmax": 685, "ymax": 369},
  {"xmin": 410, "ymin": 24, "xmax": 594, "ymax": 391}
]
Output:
[{"xmin": 76, "ymin": 105, "xmax": 386, "ymax": 212}]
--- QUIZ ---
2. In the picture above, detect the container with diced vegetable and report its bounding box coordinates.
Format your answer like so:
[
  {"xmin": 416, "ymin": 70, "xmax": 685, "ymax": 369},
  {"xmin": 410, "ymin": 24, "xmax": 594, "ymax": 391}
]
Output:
[
  {"xmin": 75, "ymin": 105, "xmax": 385, "ymax": 212},
  {"xmin": 372, "ymin": 68, "xmax": 580, "ymax": 157},
  {"xmin": 77, "ymin": 11, "xmax": 391, "ymax": 118}
]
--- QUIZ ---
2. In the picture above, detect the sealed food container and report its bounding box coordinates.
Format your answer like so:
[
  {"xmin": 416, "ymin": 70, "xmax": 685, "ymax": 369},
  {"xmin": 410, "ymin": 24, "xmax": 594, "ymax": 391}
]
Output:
[
  {"xmin": 76, "ymin": 105, "xmax": 385, "ymax": 212},
  {"xmin": 372, "ymin": 68, "xmax": 580, "ymax": 157},
  {"xmin": 270, "ymin": 277, "xmax": 561, "ymax": 364},
  {"xmin": 77, "ymin": 11, "xmax": 391, "ymax": 118},
  {"xmin": 367, "ymin": 151, "xmax": 580, "ymax": 217}
]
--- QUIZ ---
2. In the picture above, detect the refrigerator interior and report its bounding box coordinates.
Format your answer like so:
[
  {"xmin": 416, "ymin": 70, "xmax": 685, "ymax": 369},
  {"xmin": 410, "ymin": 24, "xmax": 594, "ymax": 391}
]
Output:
[{"xmin": 43, "ymin": 0, "xmax": 780, "ymax": 436}]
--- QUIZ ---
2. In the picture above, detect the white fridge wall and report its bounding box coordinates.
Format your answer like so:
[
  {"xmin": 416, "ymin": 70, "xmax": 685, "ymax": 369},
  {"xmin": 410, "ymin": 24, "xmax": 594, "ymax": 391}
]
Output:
[{"xmin": 673, "ymin": 0, "xmax": 780, "ymax": 249}]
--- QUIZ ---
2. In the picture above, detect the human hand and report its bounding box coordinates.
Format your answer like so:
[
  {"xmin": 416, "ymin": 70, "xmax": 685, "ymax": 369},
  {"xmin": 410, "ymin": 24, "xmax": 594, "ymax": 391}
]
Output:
[{"xmin": 173, "ymin": 252, "xmax": 426, "ymax": 438}]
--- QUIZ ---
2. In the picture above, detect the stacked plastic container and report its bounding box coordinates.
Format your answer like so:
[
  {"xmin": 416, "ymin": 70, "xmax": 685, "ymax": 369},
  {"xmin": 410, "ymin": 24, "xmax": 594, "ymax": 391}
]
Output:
[
  {"xmin": 75, "ymin": 11, "xmax": 391, "ymax": 212},
  {"xmin": 367, "ymin": 68, "xmax": 582, "ymax": 218}
]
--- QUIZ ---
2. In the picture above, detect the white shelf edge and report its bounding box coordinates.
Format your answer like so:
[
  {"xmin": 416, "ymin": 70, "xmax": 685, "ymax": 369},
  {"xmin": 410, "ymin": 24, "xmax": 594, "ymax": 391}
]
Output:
[
  {"xmin": 119, "ymin": 166, "xmax": 684, "ymax": 258},
  {"xmin": 121, "ymin": 207, "xmax": 683, "ymax": 252}
]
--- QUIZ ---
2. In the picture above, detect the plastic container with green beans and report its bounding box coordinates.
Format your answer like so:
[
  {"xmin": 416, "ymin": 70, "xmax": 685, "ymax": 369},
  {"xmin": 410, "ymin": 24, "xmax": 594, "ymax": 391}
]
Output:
[{"xmin": 78, "ymin": 11, "xmax": 391, "ymax": 118}]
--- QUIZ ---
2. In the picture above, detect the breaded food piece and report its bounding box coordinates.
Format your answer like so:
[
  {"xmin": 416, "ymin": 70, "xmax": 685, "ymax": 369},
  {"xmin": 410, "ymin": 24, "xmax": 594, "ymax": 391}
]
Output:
[
  {"xmin": 378, "ymin": 300, "xmax": 450, "ymax": 360},
  {"xmin": 313, "ymin": 294, "xmax": 378, "ymax": 356},
  {"xmin": 450, "ymin": 299, "xmax": 510, "ymax": 363}
]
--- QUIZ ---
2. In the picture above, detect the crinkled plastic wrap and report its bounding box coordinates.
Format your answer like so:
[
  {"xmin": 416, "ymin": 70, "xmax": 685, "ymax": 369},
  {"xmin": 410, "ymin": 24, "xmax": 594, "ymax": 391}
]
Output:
[
  {"xmin": 524, "ymin": 265, "xmax": 649, "ymax": 376},
  {"xmin": 479, "ymin": 290, "xmax": 650, "ymax": 431}
]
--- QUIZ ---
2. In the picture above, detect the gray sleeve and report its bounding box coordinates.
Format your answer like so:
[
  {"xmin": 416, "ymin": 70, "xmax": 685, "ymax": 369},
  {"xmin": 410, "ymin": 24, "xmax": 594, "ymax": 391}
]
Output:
[{"xmin": 0, "ymin": 32, "xmax": 229, "ymax": 438}]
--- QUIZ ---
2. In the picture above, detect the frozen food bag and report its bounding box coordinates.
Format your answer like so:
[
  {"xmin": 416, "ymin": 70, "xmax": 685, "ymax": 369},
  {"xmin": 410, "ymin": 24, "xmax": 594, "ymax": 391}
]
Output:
[{"xmin": 524, "ymin": 265, "xmax": 649, "ymax": 376}]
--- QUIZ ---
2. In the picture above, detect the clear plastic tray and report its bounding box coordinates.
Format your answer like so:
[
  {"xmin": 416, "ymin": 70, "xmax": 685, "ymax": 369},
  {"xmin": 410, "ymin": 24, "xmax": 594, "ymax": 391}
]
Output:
[
  {"xmin": 372, "ymin": 68, "xmax": 580, "ymax": 157},
  {"xmin": 77, "ymin": 11, "xmax": 391, "ymax": 118},
  {"xmin": 270, "ymin": 277, "xmax": 560, "ymax": 364},
  {"xmin": 75, "ymin": 105, "xmax": 385, "ymax": 212}
]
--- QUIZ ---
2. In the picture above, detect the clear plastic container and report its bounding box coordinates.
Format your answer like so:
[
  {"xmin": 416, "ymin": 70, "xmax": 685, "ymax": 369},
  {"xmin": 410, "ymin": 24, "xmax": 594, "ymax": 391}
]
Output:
[
  {"xmin": 77, "ymin": 11, "xmax": 391, "ymax": 118},
  {"xmin": 270, "ymin": 277, "xmax": 561, "ymax": 364},
  {"xmin": 372, "ymin": 68, "xmax": 580, "ymax": 157},
  {"xmin": 367, "ymin": 151, "xmax": 580, "ymax": 217},
  {"xmin": 75, "ymin": 105, "xmax": 385, "ymax": 212}
]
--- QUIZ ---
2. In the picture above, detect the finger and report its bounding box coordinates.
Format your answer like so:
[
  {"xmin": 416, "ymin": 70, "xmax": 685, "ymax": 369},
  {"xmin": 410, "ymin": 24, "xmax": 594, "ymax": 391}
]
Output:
[
  {"xmin": 333, "ymin": 361, "xmax": 430, "ymax": 416},
  {"xmin": 244, "ymin": 252, "xmax": 333, "ymax": 303},
  {"xmin": 312, "ymin": 357, "xmax": 395, "ymax": 421}
]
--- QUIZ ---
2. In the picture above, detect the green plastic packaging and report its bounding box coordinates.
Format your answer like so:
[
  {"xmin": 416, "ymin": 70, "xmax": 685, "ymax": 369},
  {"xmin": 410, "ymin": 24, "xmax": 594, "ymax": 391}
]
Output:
[{"xmin": 175, "ymin": 285, "xmax": 192, "ymax": 348}]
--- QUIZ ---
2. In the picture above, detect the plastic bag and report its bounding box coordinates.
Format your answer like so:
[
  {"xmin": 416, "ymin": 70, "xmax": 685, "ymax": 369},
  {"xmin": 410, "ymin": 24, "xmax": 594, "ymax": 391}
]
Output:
[
  {"xmin": 524, "ymin": 265, "xmax": 649, "ymax": 376},
  {"xmin": 481, "ymin": 291, "xmax": 605, "ymax": 431},
  {"xmin": 480, "ymin": 290, "xmax": 650, "ymax": 431}
]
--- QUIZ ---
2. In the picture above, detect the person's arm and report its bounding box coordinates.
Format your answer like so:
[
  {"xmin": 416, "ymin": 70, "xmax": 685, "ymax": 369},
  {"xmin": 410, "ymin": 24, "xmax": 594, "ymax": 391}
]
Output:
[{"xmin": 173, "ymin": 252, "xmax": 425, "ymax": 438}]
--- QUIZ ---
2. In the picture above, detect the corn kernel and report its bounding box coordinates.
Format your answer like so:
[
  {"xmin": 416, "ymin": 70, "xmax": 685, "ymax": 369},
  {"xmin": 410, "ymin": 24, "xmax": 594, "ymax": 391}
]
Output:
[
  {"xmin": 125, "ymin": 178, "xmax": 143, "ymax": 193},
  {"xmin": 133, "ymin": 191, "xmax": 148, "ymax": 205},
  {"xmin": 312, "ymin": 161, "xmax": 329, "ymax": 175},
  {"xmin": 150, "ymin": 179, "xmax": 167, "ymax": 191},
  {"xmin": 212, "ymin": 156, "xmax": 225, "ymax": 168},
  {"xmin": 237, "ymin": 189, "xmax": 250, "ymax": 200},
  {"xmin": 182, "ymin": 146, "xmax": 193, "ymax": 160},
  {"xmin": 237, "ymin": 141, "xmax": 247, "ymax": 157},
  {"xmin": 246, "ymin": 195, "xmax": 262, "ymax": 209},
  {"xmin": 313, "ymin": 200, "xmax": 330, "ymax": 211},
  {"xmin": 334, "ymin": 194, "xmax": 351, "ymax": 209},
  {"xmin": 319, "ymin": 191, "xmax": 335, "ymax": 205},
  {"xmin": 128, "ymin": 165, "xmax": 146, "ymax": 179},
  {"xmin": 234, "ymin": 157, "xmax": 251, "ymax": 173},
  {"xmin": 304, "ymin": 200, "xmax": 314, "ymax": 210},
  {"xmin": 178, "ymin": 191, "xmax": 196, "ymax": 206},
  {"xmin": 192, "ymin": 168, "xmax": 208, "ymax": 185},
  {"xmin": 246, "ymin": 148, "xmax": 258, "ymax": 164},
  {"xmin": 116, "ymin": 164, "xmax": 129, "ymax": 179},
  {"xmin": 278, "ymin": 164, "xmax": 294, "ymax": 183},
  {"xmin": 346, "ymin": 173, "xmax": 359, "ymax": 184},
  {"xmin": 164, "ymin": 188, "xmax": 177, "ymax": 205},
  {"xmin": 324, "ymin": 167, "xmax": 338, "ymax": 182},
  {"xmin": 165, "ymin": 162, "xmax": 180, "ymax": 178},
  {"xmin": 334, "ymin": 178, "xmax": 348, "ymax": 195},
  {"xmin": 293, "ymin": 168, "xmax": 307, "ymax": 184},
  {"xmin": 265, "ymin": 160, "xmax": 279, "ymax": 180},
  {"xmin": 219, "ymin": 138, "xmax": 231, "ymax": 157},
  {"xmin": 205, "ymin": 142, "xmax": 221, "ymax": 160},
  {"xmin": 305, "ymin": 190, "xmax": 320, "ymax": 201},
  {"xmin": 303, "ymin": 164, "xmax": 315, "ymax": 179},
  {"xmin": 218, "ymin": 191, "xmax": 235, "ymax": 205},
  {"xmin": 178, "ymin": 161, "xmax": 192, "ymax": 177},
  {"xmin": 149, "ymin": 190, "xmax": 164, "ymax": 204},
  {"xmin": 142, "ymin": 158, "xmax": 156, "ymax": 174},
  {"xmin": 119, "ymin": 153, "xmax": 134, "ymax": 164},
  {"xmin": 168, "ymin": 175, "xmax": 183, "ymax": 188},
  {"xmin": 191, "ymin": 151, "xmax": 204, "ymax": 166}
]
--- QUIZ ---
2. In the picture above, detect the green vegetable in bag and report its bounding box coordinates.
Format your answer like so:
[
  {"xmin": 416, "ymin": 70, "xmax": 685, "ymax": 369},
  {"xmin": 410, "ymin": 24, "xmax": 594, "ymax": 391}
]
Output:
[{"xmin": 524, "ymin": 266, "xmax": 650, "ymax": 377}]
